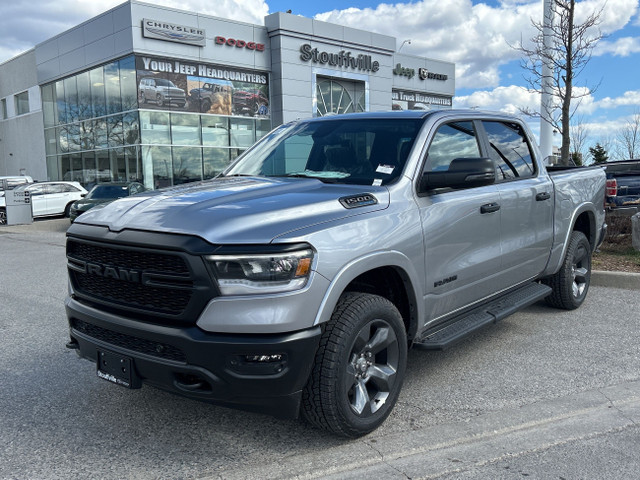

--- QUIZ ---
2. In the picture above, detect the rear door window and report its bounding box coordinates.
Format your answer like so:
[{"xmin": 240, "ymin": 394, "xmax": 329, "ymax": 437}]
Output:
[{"xmin": 482, "ymin": 121, "xmax": 536, "ymax": 181}]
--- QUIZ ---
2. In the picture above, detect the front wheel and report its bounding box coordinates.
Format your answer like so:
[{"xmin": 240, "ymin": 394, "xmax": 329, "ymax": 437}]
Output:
[
  {"xmin": 543, "ymin": 230, "xmax": 592, "ymax": 310},
  {"xmin": 0, "ymin": 208, "xmax": 6, "ymax": 225},
  {"xmin": 302, "ymin": 293, "xmax": 407, "ymax": 437}
]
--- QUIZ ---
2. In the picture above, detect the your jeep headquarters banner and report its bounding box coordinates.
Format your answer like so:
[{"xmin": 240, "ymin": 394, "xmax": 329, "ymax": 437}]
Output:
[{"xmin": 135, "ymin": 55, "xmax": 270, "ymax": 118}]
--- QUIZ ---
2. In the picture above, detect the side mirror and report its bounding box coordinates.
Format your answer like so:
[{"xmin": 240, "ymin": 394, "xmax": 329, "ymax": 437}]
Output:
[
  {"xmin": 81, "ymin": 193, "xmax": 87, "ymax": 197},
  {"xmin": 420, "ymin": 157, "xmax": 495, "ymax": 192}
]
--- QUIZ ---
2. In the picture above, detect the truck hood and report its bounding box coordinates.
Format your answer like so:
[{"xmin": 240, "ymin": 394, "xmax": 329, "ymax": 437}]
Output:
[{"xmin": 74, "ymin": 177, "xmax": 389, "ymax": 244}]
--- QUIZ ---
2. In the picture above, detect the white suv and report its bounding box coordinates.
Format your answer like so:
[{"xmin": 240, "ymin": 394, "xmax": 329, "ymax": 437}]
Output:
[{"xmin": 13, "ymin": 181, "xmax": 87, "ymax": 218}]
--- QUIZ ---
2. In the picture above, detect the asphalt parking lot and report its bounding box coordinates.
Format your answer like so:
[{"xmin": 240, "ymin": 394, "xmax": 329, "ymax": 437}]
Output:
[{"xmin": 1, "ymin": 218, "xmax": 639, "ymax": 479}]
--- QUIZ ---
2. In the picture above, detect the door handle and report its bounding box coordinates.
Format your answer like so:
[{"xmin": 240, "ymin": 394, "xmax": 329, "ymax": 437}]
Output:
[
  {"xmin": 536, "ymin": 192, "xmax": 551, "ymax": 201},
  {"xmin": 480, "ymin": 202, "xmax": 500, "ymax": 214}
]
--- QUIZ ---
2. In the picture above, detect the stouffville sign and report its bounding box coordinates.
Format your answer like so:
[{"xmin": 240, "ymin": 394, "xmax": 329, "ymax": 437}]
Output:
[{"xmin": 300, "ymin": 44, "xmax": 380, "ymax": 72}]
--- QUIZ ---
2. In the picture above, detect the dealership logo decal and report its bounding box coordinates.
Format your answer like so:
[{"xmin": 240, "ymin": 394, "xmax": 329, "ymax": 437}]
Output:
[
  {"xmin": 300, "ymin": 44, "xmax": 379, "ymax": 72},
  {"xmin": 418, "ymin": 68, "xmax": 448, "ymax": 81},
  {"xmin": 393, "ymin": 63, "xmax": 415, "ymax": 79},
  {"xmin": 143, "ymin": 19, "xmax": 206, "ymax": 47},
  {"xmin": 215, "ymin": 36, "xmax": 265, "ymax": 52}
]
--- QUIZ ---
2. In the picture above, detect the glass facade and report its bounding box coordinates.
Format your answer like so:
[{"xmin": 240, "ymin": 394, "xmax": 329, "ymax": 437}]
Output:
[{"xmin": 42, "ymin": 54, "xmax": 271, "ymax": 190}]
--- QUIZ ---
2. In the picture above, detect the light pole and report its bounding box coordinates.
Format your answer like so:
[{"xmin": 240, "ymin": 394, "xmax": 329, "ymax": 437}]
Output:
[
  {"xmin": 398, "ymin": 39, "xmax": 411, "ymax": 52},
  {"xmin": 539, "ymin": 0, "xmax": 555, "ymax": 165}
]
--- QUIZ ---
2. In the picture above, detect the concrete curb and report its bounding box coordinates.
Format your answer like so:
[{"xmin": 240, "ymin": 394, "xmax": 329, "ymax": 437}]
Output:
[{"xmin": 591, "ymin": 270, "xmax": 640, "ymax": 290}]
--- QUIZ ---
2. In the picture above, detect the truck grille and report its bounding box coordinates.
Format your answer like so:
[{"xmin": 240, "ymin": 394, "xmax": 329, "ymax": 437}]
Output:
[{"xmin": 67, "ymin": 237, "xmax": 214, "ymax": 322}]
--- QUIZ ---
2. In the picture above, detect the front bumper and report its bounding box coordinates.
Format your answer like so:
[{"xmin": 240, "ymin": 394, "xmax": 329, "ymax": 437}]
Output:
[{"xmin": 66, "ymin": 296, "xmax": 321, "ymax": 418}]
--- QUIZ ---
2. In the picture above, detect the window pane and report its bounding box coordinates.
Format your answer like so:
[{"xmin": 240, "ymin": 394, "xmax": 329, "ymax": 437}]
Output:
[
  {"xmin": 123, "ymin": 111, "xmax": 140, "ymax": 145},
  {"xmin": 105, "ymin": 61, "xmax": 122, "ymax": 114},
  {"xmin": 42, "ymin": 84, "xmax": 56, "ymax": 127},
  {"xmin": 119, "ymin": 56, "xmax": 137, "ymax": 111},
  {"xmin": 483, "ymin": 121, "xmax": 536, "ymax": 180},
  {"xmin": 96, "ymin": 150, "xmax": 112, "ymax": 183},
  {"xmin": 110, "ymin": 148, "xmax": 126, "ymax": 182},
  {"xmin": 108, "ymin": 114, "xmax": 124, "ymax": 147},
  {"xmin": 64, "ymin": 77, "xmax": 78, "ymax": 122},
  {"xmin": 140, "ymin": 111, "xmax": 170, "ymax": 144},
  {"xmin": 425, "ymin": 122, "xmax": 480, "ymax": 172},
  {"xmin": 171, "ymin": 113, "xmax": 200, "ymax": 145},
  {"xmin": 202, "ymin": 115, "xmax": 229, "ymax": 146},
  {"xmin": 46, "ymin": 156, "xmax": 60, "ymax": 181},
  {"xmin": 61, "ymin": 155, "xmax": 72, "ymax": 181},
  {"xmin": 1, "ymin": 98, "xmax": 7, "ymax": 119},
  {"xmin": 76, "ymin": 71, "xmax": 91, "ymax": 120},
  {"xmin": 256, "ymin": 119, "xmax": 271, "ymax": 141},
  {"xmin": 203, "ymin": 148, "xmax": 230, "ymax": 179},
  {"xmin": 57, "ymin": 126, "xmax": 69, "ymax": 153},
  {"xmin": 80, "ymin": 120, "xmax": 95, "ymax": 150},
  {"xmin": 126, "ymin": 146, "xmax": 143, "ymax": 182},
  {"xmin": 67, "ymin": 123, "xmax": 81, "ymax": 152},
  {"xmin": 146, "ymin": 146, "xmax": 172, "ymax": 188},
  {"xmin": 55, "ymin": 80, "xmax": 67, "ymax": 124},
  {"xmin": 44, "ymin": 128, "xmax": 57, "ymax": 156},
  {"xmin": 172, "ymin": 146, "xmax": 202, "ymax": 184},
  {"xmin": 71, "ymin": 153, "xmax": 83, "ymax": 183},
  {"xmin": 15, "ymin": 91, "xmax": 30, "ymax": 115},
  {"xmin": 90, "ymin": 66, "xmax": 106, "ymax": 117},
  {"xmin": 230, "ymin": 118, "xmax": 255, "ymax": 147},
  {"xmin": 94, "ymin": 118, "xmax": 108, "ymax": 148},
  {"xmin": 82, "ymin": 152, "xmax": 97, "ymax": 187}
]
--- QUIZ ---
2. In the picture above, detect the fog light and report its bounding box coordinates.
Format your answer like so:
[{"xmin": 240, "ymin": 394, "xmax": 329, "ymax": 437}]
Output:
[
  {"xmin": 228, "ymin": 353, "xmax": 288, "ymax": 375},
  {"xmin": 245, "ymin": 354, "xmax": 284, "ymax": 363}
]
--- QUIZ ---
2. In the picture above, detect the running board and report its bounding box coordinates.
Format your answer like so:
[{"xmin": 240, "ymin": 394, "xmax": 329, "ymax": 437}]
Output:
[{"xmin": 414, "ymin": 282, "xmax": 551, "ymax": 351}]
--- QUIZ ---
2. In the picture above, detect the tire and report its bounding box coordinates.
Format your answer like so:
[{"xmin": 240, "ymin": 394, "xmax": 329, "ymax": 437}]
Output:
[
  {"xmin": 0, "ymin": 208, "xmax": 6, "ymax": 225},
  {"xmin": 543, "ymin": 231, "xmax": 592, "ymax": 310},
  {"xmin": 140, "ymin": 91, "xmax": 146, "ymax": 104},
  {"xmin": 156, "ymin": 94, "xmax": 164, "ymax": 107},
  {"xmin": 200, "ymin": 99, "xmax": 211, "ymax": 113},
  {"xmin": 302, "ymin": 292, "xmax": 407, "ymax": 437},
  {"xmin": 64, "ymin": 202, "xmax": 73, "ymax": 218}
]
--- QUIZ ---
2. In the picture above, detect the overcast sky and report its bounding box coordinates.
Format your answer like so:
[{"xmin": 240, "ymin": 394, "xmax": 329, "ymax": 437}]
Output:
[{"xmin": 2, "ymin": 0, "xmax": 639, "ymax": 158}]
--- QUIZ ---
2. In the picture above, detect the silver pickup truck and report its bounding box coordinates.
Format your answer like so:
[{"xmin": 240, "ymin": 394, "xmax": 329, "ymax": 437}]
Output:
[{"xmin": 65, "ymin": 110, "xmax": 606, "ymax": 437}]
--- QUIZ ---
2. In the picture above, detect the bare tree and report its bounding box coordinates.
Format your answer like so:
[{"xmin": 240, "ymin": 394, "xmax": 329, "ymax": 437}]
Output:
[
  {"xmin": 515, "ymin": 0, "xmax": 604, "ymax": 165},
  {"xmin": 617, "ymin": 110, "xmax": 640, "ymax": 160},
  {"xmin": 569, "ymin": 117, "xmax": 589, "ymax": 165}
]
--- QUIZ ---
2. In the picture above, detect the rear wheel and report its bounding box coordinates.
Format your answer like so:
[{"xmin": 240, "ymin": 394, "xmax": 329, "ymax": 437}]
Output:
[
  {"xmin": 302, "ymin": 293, "xmax": 407, "ymax": 437},
  {"xmin": 0, "ymin": 208, "xmax": 6, "ymax": 225},
  {"xmin": 543, "ymin": 231, "xmax": 592, "ymax": 310}
]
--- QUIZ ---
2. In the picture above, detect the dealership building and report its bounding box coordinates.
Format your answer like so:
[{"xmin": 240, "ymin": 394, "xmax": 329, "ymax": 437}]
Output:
[{"xmin": 0, "ymin": 1, "xmax": 455, "ymax": 188}]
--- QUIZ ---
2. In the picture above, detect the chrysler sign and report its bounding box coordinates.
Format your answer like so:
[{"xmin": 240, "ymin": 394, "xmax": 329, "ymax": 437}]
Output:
[{"xmin": 142, "ymin": 19, "xmax": 206, "ymax": 47}]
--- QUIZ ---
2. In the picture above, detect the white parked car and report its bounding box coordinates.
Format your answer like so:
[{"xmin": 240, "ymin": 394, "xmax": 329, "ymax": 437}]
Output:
[{"xmin": 13, "ymin": 181, "xmax": 87, "ymax": 218}]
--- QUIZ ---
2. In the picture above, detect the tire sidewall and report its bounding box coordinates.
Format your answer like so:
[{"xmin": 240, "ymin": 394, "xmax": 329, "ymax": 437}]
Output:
[
  {"xmin": 562, "ymin": 231, "xmax": 591, "ymax": 309},
  {"xmin": 331, "ymin": 295, "xmax": 407, "ymax": 435}
]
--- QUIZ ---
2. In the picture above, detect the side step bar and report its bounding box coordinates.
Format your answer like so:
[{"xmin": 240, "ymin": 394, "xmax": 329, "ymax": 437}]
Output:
[{"xmin": 413, "ymin": 282, "xmax": 551, "ymax": 351}]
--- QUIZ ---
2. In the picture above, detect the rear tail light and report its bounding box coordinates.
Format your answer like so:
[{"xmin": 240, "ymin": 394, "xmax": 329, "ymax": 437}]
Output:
[{"xmin": 606, "ymin": 178, "xmax": 617, "ymax": 196}]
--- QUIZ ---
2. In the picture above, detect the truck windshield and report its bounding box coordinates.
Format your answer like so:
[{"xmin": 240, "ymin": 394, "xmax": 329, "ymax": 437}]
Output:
[{"xmin": 225, "ymin": 117, "xmax": 424, "ymax": 186}]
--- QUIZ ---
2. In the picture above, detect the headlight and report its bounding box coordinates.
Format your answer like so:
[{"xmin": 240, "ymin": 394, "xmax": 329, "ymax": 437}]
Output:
[{"xmin": 205, "ymin": 248, "xmax": 314, "ymax": 295}]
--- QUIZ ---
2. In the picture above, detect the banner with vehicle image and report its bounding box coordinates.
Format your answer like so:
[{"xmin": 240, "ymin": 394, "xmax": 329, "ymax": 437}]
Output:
[{"xmin": 135, "ymin": 55, "xmax": 270, "ymax": 117}]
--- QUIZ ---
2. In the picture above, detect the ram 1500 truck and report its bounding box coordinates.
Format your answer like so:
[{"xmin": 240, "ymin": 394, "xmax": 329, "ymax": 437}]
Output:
[{"xmin": 65, "ymin": 110, "xmax": 606, "ymax": 437}]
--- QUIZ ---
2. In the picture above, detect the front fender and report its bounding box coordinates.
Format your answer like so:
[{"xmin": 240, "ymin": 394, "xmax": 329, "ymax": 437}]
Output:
[{"xmin": 313, "ymin": 250, "xmax": 423, "ymax": 337}]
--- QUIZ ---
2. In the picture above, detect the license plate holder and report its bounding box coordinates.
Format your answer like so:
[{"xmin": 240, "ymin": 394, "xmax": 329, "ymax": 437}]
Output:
[{"xmin": 96, "ymin": 349, "xmax": 141, "ymax": 389}]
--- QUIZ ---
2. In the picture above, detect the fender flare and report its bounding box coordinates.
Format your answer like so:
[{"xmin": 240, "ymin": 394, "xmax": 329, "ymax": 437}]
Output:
[{"xmin": 313, "ymin": 250, "xmax": 423, "ymax": 338}]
